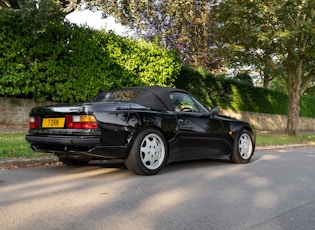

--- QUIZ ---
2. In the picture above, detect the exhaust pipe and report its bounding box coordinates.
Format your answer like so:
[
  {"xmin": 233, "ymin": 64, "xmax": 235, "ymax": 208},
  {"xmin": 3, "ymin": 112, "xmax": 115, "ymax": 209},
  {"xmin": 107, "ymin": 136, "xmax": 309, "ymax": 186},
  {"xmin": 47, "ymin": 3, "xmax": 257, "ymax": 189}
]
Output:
[
  {"xmin": 30, "ymin": 145, "xmax": 55, "ymax": 154},
  {"xmin": 31, "ymin": 145, "xmax": 37, "ymax": 152}
]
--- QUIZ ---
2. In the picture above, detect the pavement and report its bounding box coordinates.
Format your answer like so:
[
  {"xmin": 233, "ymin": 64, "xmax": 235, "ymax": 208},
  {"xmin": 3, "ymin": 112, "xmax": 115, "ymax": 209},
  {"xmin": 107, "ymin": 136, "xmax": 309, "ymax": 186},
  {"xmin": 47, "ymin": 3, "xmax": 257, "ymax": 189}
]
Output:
[{"xmin": 1, "ymin": 124, "xmax": 315, "ymax": 169}]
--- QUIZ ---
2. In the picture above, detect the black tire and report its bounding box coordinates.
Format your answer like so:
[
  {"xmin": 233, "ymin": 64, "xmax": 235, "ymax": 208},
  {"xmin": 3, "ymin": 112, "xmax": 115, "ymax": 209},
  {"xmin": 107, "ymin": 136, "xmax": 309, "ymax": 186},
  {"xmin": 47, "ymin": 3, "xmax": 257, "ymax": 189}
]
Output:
[
  {"xmin": 230, "ymin": 129, "xmax": 254, "ymax": 164},
  {"xmin": 125, "ymin": 128, "xmax": 168, "ymax": 175}
]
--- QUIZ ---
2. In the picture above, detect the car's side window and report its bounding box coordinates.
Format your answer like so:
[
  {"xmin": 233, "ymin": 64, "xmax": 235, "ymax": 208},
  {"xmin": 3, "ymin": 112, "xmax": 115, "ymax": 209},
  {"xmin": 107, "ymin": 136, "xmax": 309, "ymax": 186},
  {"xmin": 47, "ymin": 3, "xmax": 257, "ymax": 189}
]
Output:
[{"xmin": 170, "ymin": 92, "xmax": 199, "ymax": 112}]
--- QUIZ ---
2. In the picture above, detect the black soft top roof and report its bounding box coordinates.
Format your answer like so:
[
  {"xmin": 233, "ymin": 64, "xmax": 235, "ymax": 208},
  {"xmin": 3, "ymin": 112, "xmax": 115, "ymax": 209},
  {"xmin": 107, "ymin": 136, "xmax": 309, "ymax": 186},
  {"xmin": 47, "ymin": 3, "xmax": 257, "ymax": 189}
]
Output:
[{"xmin": 94, "ymin": 86, "xmax": 189, "ymax": 111}]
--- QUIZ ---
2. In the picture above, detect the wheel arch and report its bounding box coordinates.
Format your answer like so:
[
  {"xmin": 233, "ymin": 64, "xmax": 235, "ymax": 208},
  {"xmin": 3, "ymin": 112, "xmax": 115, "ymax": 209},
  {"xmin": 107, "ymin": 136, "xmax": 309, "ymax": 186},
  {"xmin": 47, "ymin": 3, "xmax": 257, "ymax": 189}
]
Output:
[
  {"xmin": 125, "ymin": 125, "xmax": 170, "ymax": 175},
  {"xmin": 125, "ymin": 111, "xmax": 176, "ymax": 147},
  {"xmin": 227, "ymin": 121, "xmax": 256, "ymax": 157},
  {"xmin": 130, "ymin": 124, "xmax": 171, "ymax": 155},
  {"xmin": 229, "ymin": 121, "xmax": 255, "ymax": 139}
]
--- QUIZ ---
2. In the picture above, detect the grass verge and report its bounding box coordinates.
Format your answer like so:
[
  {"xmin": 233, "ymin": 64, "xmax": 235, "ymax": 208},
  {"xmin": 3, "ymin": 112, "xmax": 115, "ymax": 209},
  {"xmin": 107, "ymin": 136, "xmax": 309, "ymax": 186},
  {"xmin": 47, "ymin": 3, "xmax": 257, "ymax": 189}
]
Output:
[
  {"xmin": 256, "ymin": 133, "xmax": 315, "ymax": 146},
  {"xmin": 1, "ymin": 132, "xmax": 315, "ymax": 159},
  {"xmin": 0, "ymin": 132, "xmax": 48, "ymax": 159}
]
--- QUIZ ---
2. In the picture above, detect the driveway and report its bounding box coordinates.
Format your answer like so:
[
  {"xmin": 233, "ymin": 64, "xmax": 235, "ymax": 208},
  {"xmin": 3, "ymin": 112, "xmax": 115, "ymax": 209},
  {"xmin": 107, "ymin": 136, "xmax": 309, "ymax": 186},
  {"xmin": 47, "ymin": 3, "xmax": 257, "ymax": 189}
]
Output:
[{"xmin": 1, "ymin": 148, "xmax": 314, "ymax": 230}]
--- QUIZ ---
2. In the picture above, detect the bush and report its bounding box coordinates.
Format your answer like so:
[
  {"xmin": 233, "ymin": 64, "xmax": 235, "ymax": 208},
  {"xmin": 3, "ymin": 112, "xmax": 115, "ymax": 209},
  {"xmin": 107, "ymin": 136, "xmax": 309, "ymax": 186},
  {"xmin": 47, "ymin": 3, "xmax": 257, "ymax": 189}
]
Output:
[
  {"xmin": 0, "ymin": 10, "xmax": 180, "ymax": 102},
  {"xmin": 176, "ymin": 66, "xmax": 315, "ymax": 118},
  {"xmin": 300, "ymin": 95, "xmax": 315, "ymax": 117},
  {"xmin": 1, "ymin": 10, "xmax": 313, "ymax": 118}
]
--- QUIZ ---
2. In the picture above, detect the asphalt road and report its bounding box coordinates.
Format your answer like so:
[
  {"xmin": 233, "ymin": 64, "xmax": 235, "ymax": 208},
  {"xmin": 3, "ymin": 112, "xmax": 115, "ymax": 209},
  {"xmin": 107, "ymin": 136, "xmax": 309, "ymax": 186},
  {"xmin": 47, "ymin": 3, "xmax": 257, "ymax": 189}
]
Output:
[{"xmin": 1, "ymin": 148, "xmax": 315, "ymax": 230}]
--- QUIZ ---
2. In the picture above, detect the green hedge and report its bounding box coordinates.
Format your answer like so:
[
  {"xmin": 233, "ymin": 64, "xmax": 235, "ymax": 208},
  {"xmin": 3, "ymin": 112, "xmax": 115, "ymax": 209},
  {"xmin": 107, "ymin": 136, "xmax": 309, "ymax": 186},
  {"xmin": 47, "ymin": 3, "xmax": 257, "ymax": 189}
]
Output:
[
  {"xmin": 1, "ymin": 10, "xmax": 314, "ymax": 118},
  {"xmin": 176, "ymin": 66, "xmax": 315, "ymax": 118},
  {"xmin": 0, "ymin": 10, "xmax": 180, "ymax": 102},
  {"xmin": 300, "ymin": 95, "xmax": 315, "ymax": 117}
]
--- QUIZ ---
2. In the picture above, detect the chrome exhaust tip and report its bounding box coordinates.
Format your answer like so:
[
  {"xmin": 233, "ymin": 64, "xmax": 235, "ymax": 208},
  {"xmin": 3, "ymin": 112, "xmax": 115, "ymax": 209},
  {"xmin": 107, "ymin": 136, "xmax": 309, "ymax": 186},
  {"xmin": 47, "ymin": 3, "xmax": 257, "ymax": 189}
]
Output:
[{"xmin": 31, "ymin": 145, "xmax": 37, "ymax": 152}]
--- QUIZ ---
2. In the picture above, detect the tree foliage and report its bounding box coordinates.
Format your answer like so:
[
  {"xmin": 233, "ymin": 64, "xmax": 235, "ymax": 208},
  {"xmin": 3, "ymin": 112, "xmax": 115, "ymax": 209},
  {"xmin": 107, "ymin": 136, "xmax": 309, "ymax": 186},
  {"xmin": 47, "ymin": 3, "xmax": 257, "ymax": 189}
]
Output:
[
  {"xmin": 0, "ymin": 0, "xmax": 78, "ymax": 12},
  {"xmin": 213, "ymin": 0, "xmax": 315, "ymax": 135},
  {"xmin": 85, "ymin": 0, "xmax": 221, "ymax": 70},
  {"xmin": 176, "ymin": 66, "xmax": 315, "ymax": 118}
]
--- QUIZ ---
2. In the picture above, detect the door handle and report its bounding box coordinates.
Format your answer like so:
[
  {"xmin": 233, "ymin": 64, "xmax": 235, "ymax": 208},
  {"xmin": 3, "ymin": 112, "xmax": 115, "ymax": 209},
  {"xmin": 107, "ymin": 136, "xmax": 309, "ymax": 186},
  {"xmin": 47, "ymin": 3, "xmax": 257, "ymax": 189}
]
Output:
[{"xmin": 178, "ymin": 119, "xmax": 189, "ymax": 125}]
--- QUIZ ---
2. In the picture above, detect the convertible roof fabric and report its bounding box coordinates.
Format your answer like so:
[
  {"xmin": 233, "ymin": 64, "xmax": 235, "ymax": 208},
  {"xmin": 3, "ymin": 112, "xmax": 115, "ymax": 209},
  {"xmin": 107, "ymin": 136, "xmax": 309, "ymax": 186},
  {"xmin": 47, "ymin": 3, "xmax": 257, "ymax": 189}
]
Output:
[{"xmin": 95, "ymin": 86, "xmax": 189, "ymax": 111}]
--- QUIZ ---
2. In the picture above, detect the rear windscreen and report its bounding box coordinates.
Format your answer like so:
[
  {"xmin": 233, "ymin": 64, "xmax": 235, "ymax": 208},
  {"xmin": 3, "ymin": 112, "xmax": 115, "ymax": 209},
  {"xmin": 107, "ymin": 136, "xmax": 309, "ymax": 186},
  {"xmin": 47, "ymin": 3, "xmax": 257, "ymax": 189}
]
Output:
[
  {"xmin": 93, "ymin": 90, "xmax": 141, "ymax": 102},
  {"xmin": 92, "ymin": 89, "xmax": 167, "ymax": 111}
]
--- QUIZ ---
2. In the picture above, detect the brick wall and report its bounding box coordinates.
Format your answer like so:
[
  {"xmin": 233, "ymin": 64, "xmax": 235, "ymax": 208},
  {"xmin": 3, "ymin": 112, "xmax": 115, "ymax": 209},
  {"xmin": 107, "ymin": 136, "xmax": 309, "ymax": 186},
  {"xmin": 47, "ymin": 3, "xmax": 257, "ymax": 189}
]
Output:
[{"xmin": 1, "ymin": 97, "xmax": 314, "ymax": 131}]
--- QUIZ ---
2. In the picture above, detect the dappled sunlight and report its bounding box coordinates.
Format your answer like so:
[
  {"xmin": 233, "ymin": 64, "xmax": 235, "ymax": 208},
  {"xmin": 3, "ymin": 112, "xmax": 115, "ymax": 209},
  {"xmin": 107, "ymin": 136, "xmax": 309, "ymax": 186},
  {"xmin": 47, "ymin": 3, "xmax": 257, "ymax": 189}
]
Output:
[
  {"xmin": 246, "ymin": 176, "xmax": 271, "ymax": 188},
  {"xmin": 1, "ymin": 165, "xmax": 193, "ymax": 230},
  {"xmin": 1, "ymin": 148, "xmax": 315, "ymax": 230},
  {"xmin": 276, "ymin": 149, "xmax": 290, "ymax": 152},
  {"xmin": 203, "ymin": 164, "xmax": 246, "ymax": 180},
  {"xmin": 219, "ymin": 187, "xmax": 246, "ymax": 204},
  {"xmin": 0, "ymin": 166, "xmax": 135, "ymax": 229},
  {"xmin": 260, "ymin": 154, "xmax": 280, "ymax": 160},
  {"xmin": 253, "ymin": 191, "xmax": 279, "ymax": 208},
  {"xmin": 0, "ymin": 166, "xmax": 124, "ymax": 203},
  {"xmin": 139, "ymin": 188, "xmax": 190, "ymax": 213},
  {"xmin": 98, "ymin": 214, "xmax": 155, "ymax": 230}
]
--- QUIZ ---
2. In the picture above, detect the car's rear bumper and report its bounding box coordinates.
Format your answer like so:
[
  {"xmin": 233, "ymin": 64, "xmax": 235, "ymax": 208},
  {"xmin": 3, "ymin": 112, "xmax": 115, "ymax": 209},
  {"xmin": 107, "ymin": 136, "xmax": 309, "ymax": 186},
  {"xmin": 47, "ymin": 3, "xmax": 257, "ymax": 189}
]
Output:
[
  {"xmin": 26, "ymin": 134, "xmax": 129, "ymax": 159},
  {"xmin": 26, "ymin": 134, "xmax": 101, "ymax": 146}
]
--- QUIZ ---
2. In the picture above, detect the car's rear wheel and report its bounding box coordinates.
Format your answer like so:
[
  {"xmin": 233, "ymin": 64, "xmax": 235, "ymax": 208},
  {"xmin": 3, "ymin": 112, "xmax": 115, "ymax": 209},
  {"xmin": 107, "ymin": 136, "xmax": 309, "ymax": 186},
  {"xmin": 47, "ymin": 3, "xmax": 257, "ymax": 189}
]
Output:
[
  {"xmin": 231, "ymin": 129, "xmax": 254, "ymax": 164},
  {"xmin": 125, "ymin": 128, "xmax": 168, "ymax": 175}
]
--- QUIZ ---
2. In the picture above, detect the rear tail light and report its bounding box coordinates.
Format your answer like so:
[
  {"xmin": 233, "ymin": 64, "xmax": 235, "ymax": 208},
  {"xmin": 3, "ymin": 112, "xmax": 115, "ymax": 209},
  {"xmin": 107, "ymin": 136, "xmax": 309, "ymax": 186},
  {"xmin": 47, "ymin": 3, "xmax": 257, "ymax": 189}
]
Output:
[
  {"xmin": 65, "ymin": 115, "xmax": 98, "ymax": 129},
  {"xmin": 29, "ymin": 116, "xmax": 40, "ymax": 129}
]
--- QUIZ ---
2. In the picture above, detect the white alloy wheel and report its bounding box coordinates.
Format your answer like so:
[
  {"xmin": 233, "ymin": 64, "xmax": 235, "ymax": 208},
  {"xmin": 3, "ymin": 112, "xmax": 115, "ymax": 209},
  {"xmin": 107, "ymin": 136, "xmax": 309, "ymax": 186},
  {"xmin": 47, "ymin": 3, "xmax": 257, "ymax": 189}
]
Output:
[
  {"xmin": 125, "ymin": 128, "xmax": 168, "ymax": 175},
  {"xmin": 231, "ymin": 129, "xmax": 254, "ymax": 164},
  {"xmin": 238, "ymin": 132, "xmax": 253, "ymax": 160},
  {"xmin": 140, "ymin": 133, "xmax": 166, "ymax": 170}
]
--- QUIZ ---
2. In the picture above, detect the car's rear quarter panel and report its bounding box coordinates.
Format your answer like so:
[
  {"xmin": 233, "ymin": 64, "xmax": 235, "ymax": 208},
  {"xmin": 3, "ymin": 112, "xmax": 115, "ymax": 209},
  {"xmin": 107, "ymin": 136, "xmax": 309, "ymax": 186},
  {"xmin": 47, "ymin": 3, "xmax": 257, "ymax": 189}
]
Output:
[{"xmin": 93, "ymin": 110, "xmax": 177, "ymax": 147}]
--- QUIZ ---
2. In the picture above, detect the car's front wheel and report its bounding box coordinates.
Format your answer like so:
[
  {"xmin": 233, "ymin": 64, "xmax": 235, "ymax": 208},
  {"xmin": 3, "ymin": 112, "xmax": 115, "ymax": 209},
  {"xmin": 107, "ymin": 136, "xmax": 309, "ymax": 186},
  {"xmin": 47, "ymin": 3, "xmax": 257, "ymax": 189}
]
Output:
[
  {"xmin": 125, "ymin": 128, "xmax": 168, "ymax": 175},
  {"xmin": 231, "ymin": 129, "xmax": 254, "ymax": 164}
]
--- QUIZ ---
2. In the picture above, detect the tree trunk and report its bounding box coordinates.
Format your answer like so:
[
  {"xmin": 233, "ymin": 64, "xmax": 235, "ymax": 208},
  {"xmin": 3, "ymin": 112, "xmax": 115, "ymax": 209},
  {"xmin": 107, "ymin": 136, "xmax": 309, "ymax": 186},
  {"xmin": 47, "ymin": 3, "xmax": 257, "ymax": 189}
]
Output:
[
  {"xmin": 286, "ymin": 89, "xmax": 300, "ymax": 136},
  {"xmin": 263, "ymin": 73, "xmax": 270, "ymax": 88},
  {"xmin": 286, "ymin": 64, "xmax": 302, "ymax": 136}
]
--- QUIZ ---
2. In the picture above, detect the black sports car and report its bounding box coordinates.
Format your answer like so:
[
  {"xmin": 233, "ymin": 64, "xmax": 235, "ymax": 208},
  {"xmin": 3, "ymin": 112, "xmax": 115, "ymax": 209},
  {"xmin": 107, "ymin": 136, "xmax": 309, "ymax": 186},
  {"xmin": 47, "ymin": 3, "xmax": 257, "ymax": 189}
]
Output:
[{"xmin": 26, "ymin": 86, "xmax": 256, "ymax": 175}]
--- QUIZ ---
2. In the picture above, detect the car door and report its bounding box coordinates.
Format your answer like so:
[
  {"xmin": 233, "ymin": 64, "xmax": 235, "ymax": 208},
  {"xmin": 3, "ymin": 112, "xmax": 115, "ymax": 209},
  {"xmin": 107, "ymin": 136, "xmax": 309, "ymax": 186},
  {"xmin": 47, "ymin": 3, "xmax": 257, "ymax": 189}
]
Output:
[{"xmin": 170, "ymin": 92, "xmax": 231, "ymax": 161}]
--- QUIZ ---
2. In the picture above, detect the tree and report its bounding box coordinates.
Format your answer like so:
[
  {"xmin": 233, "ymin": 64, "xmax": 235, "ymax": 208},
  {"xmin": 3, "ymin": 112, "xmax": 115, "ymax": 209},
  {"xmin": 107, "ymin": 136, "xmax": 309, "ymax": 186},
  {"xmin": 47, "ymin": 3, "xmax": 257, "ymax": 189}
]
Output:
[
  {"xmin": 0, "ymin": 0, "xmax": 70, "ymax": 30},
  {"xmin": 235, "ymin": 72, "xmax": 253, "ymax": 86},
  {"xmin": 85, "ymin": 0, "xmax": 222, "ymax": 70},
  {"xmin": 213, "ymin": 0, "xmax": 315, "ymax": 135},
  {"xmin": 258, "ymin": 66, "xmax": 276, "ymax": 89},
  {"xmin": 0, "ymin": 0, "xmax": 82, "ymax": 28},
  {"xmin": 0, "ymin": 0, "xmax": 78, "ymax": 11},
  {"xmin": 304, "ymin": 79, "xmax": 315, "ymax": 95}
]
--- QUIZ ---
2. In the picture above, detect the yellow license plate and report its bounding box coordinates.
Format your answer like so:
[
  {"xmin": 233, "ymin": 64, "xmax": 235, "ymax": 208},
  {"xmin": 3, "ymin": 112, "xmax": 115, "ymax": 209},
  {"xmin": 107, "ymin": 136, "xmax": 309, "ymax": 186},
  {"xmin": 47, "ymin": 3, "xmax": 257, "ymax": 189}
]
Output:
[{"xmin": 42, "ymin": 118, "xmax": 65, "ymax": 128}]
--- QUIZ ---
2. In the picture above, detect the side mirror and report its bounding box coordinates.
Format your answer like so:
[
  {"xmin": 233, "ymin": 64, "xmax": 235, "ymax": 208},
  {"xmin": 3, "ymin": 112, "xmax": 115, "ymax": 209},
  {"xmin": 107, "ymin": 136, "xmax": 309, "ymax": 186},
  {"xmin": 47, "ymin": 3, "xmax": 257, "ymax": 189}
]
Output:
[{"xmin": 209, "ymin": 106, "xmax": 220, "ymax": 116}]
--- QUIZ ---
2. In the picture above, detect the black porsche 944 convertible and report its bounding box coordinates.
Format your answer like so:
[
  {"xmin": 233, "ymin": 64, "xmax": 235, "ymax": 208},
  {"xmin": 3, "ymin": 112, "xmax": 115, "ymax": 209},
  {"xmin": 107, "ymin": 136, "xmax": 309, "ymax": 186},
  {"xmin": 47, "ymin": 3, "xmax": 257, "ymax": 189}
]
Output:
[{"xmin": 26, "ymin": 86, "xmax": 256, "ymax": 175}]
